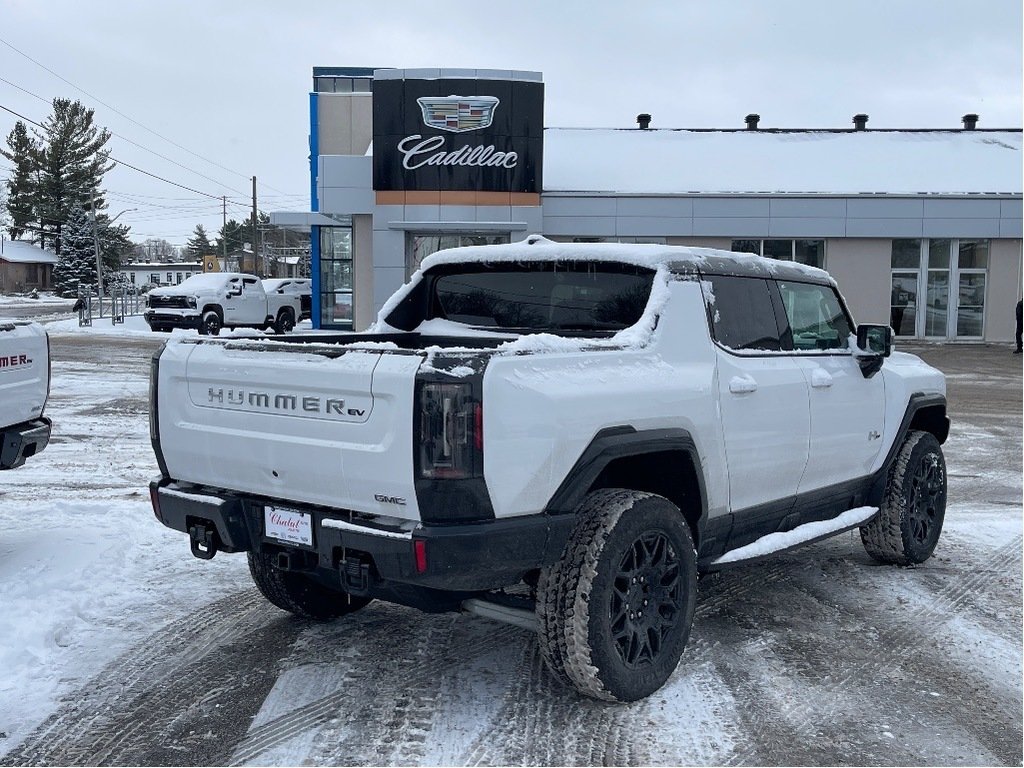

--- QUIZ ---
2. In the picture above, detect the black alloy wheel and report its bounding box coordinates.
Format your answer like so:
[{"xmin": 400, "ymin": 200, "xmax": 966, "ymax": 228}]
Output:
[
  {"xmin": 610, "ymin": 531, "xmax": 684, "ymax": 668},
  {"xmin": 907, "ymin": 453, "xmax": 944, "ymax": 546}
]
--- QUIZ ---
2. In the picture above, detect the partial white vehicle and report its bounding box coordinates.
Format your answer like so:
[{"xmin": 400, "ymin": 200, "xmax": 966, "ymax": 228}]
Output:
[
  {"xmin": 148, "ymin": 237, "xmax": 949, "ymax": 702},
  {"xmin": 262, "ymin": 278, "xmax": 311, "ymax": 321},
  {"xmin": 0, "ymin": 320, "xmax": 51, "ymax": 469},
  {"xmin": 144, "ymin": 273, "xmax": 304, "ymax": 335}
]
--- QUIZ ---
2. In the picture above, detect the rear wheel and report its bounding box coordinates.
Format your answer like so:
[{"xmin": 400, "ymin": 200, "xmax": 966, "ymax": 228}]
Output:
[
  {"xmin": 537, "ymin": 489, "xmax": 697, "ymax": 702},
  {"xmin": 861, "ymin": 430, "xmax": 947, "ymax": 565},
  {"xmin": 274, "ymin": 309, "xmax": 295, "ymax": 335},
  {"xmin": 248, "ymin": 552, "xmax": 372, "ymax": 619}
]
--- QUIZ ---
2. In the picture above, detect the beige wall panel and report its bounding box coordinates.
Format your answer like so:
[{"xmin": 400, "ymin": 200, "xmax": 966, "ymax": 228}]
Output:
[
  {"xmin": 350, "ymin": 94, "xmax": 373, "ymax": 156},
  {"xmin": 318, "ymin": 95, "xmax": 354, "ymax": 155},
  {"xmin": 353, "ymin": 214, "xmax": 375, "ymax": 331},
  {"xmin": 824, "ymin": 239, "xmax": 891, "ymax": 326},
  {"xmin": 983, "ymin": 239, "xmax": 1023, "ymax": 342}
]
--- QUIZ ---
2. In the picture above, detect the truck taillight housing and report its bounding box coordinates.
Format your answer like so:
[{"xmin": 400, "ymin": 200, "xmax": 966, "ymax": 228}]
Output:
[{"xmin": 418, "ymin": 382, "xmax": 482, "ymax": 480}]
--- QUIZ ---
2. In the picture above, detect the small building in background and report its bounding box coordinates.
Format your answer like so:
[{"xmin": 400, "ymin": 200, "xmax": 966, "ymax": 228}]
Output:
[
  {"xmin": 0, "ymin": 239, "xmax": 57, "ymax": 293},
  {"xmin": 119, "ymin": 261, "xmax": 204, "ymax": 289}
]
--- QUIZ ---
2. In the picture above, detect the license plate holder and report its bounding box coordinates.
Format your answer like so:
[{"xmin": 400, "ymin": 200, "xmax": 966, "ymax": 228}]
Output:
[{"xmin": 264, "ymin": 505, "xmax": 313, "ymax": 547}]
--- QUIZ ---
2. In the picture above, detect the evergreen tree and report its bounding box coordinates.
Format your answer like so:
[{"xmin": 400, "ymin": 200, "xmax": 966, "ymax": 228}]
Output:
[
  {"xmin": 52, "ymin": 207, "xmax": 97, "ymax": 297},
  {"xmin": 215, "ymin": 218, "xmax": 245, "ymax": 254},
  {"xmin": 1, "ymin": 122, "xmax": 41, "ymax": 241},
  {"xmin": 186, "ymin": 224, "xmax": 213, "ymax": 260}
]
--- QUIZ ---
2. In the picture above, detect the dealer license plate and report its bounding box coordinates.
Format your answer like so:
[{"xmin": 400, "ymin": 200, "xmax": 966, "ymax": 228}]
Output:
[{"xmin": 264, "ymin": 506, "xmax": 313, "ymax": 547}]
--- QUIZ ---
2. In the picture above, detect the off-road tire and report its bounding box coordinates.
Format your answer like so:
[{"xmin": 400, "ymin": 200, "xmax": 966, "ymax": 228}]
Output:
[
  {"xmin": 536, "ymin": 489, "xmax": 698, "ymax": 702},
  {"xmin": 200, "ymin": 310, "xmax": 222, "ymax": 336},
  {"xmin": 274, "ymin": 308, "xmax": 295, "ymax": 335},
  {"xmin": 247, "ymin": 552, "xmax": 372, "ymax": 619},
  {"xmin": 861, "ymin": 429, "xmax": 947, "ymax": 565}
]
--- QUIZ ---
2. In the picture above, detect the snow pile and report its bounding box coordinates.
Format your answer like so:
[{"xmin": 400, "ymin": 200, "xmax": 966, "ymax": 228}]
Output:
[{"xmin": 712, "ymin": 507, "xmax": 878, "ymax": 565}]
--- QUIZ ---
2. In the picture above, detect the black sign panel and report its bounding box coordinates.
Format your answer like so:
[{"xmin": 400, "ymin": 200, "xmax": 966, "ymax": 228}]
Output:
[{"xmin": 373, "ymin": 78, "xmax": 543, "ymax": 194}]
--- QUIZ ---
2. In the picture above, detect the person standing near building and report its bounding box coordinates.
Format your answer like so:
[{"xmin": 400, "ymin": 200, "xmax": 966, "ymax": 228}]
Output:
[{"xmin": 1015, "ymin": 299, "xmax": 1022, "ymax": 354}]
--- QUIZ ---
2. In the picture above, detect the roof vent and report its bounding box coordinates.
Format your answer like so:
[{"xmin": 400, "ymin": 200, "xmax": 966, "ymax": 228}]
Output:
[
  {"xmin": 636, "ymin": 113, "xmax": 651, "ymax": 130},
  {"xmin": 853, "ymin": 113, "xmax": 869, "ymax": 131},
  {"xmin": 962, "ymin": 113, "xmax": 979, "ymax": 130},
  {"xmin": 745, "ymin": 113, "xmax": 760, "ymax": 130}
]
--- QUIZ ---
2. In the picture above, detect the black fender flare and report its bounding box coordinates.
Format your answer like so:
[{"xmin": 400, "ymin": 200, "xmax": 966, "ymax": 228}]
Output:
[
  {"xmin": 867, "ymin": 392, "xmax": 949, "ymax": 506},
  {"xmin": 543, "ymin": 425, "xmax": 709, "ymax": 539}
]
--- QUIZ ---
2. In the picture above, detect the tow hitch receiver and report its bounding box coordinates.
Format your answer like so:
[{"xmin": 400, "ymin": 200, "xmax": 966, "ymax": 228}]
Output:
[
  {"xmin": 341, "ymin": 556, "xmax": 371, "ymax": 595},
  {"xmin": 189, "ymin": 522, "xmax": 219, "ymax": 560}
]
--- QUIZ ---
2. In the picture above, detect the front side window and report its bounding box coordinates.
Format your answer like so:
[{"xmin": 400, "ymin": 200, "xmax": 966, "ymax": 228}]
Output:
[
  {"xmin": 777, "ymin": 281, "xmax": 851, "ymax": 351},
  {"xmin": 703, "ymin": 275, "xmax": 782, "ymax": 351}
]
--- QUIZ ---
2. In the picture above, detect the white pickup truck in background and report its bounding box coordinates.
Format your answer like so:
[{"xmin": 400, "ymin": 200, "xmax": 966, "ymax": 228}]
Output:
[
  {"xmin": 0, "ymin": 320, "xmax": 51, "ymax": 470},
  {"xmin": 144, "ymin": 273, "xmax": 308, "ymax": 335}
]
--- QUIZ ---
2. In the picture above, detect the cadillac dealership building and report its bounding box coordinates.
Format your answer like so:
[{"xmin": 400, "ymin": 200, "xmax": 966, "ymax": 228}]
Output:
[{"xmin": 271, "ymin": 67, "xmax": 1022, "ymax": 342}]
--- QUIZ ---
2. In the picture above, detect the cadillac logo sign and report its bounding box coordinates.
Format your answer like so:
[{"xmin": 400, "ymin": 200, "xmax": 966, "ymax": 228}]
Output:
[
  {"xmin": 416, "ymin": 96, "xmax": 500, "ymax": 133},
  {"xmin": 372, "ymin": 76, "xmax": 543, "ymax": 193}
]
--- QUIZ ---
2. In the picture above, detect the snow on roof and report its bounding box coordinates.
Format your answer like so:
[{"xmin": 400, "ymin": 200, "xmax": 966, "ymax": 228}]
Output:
[
  {"xmin": 0, "ymin": 239, "xmax": 57, "ymax": 265},
  {"xmin": 543, "ymin": 129, "xmax": 1022, "ymax": 195},
  {"xmin": 418, "ymin": 235, "xmax": 828, "ymax": 280}
]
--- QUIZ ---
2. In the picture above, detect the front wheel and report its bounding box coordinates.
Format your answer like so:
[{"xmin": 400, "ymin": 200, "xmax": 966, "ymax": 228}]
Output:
[
  {"xmin": 200, "ymin": 310, "xmax": 222, "ymax": 336},
  {"xmin": 248, "ymin": 552, "xmax": 372, "ymax": 619},
  {"xmin": 861, "ymin": 430, "xmax": 947, "ymax": 565},
  {"xmin": 537, "ymin": 489, "xmax": 698, "ymax": 702}
]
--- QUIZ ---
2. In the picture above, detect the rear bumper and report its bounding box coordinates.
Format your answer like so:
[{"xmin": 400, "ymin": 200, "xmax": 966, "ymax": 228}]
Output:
[
  {"xmin": 0, "ymin": 417, "xmax": 52, "ymax": 470},
  {"xmin": 144, "ymin": 311, "xmax": 200, "ymax": 329},
  {"xmin": 150, "ymin": 479, "xmax": 574, "ymax": 593}
]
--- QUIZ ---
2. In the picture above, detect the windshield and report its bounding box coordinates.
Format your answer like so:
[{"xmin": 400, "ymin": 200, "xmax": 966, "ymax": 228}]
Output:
[{"xmin": 430, "ymin": 262, "xmax": 655, "ymax": 332}]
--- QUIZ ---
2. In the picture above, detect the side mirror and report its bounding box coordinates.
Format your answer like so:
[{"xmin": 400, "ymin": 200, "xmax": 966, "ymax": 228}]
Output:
[
  {"xmin": 855, "ymin": 324, "xmax": 892, "ymax": 378},
  {"xmin": 857, "ymin": 324, "xmax": 893, "ymax": 356}
]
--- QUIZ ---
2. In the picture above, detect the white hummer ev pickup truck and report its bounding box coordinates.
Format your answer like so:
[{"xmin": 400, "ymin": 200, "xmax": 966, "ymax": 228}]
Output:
[
  {"xmin": 144, "ymin": 273, "xmax": 305, "ymax": 335},
  {"xmin": 149, "ymin": 238, "xmax": 949, "ymax": 702},
  {"xmin": 0, "ymin": 320, "xmax": 51, "ymax": 470}
]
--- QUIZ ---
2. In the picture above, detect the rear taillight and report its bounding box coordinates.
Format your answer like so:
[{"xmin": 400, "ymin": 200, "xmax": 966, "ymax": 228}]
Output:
[
  {"xmin": 418, "ymin": 382, "xmax": 481, "ymax": 479},
  {"xmin": 44, "ymin": 331, "xmax": 51, "ymax": 411}
]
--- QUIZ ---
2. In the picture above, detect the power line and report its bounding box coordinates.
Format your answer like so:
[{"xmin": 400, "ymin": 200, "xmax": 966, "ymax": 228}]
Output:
[
  {"xmin": 0, "ymin": 75, "xmax": 251, "ymax": 197},
  {"xmin": 0, "ymin": 36, "xmax": 300, "ymax": 198},
  {"xmin": 0, "ymin": 102, "xmax": 229, "ymax": 201}
]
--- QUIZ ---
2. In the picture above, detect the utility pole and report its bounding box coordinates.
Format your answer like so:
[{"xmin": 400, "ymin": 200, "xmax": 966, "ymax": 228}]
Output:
[
  {"xmin": 251, "ymin": 176, "xmax": 259, "ymax": 276},
  {"xmin": 222, "ymin": 195, "xmax": 227, "ymax": 269},
  {"xmin": 90, "ymin": 191, "xmax": 104, "ymax": 302}
]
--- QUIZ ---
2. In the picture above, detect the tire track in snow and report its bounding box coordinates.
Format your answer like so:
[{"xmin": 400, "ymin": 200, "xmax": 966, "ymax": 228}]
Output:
[
  {"xmin": 459, "ymin": 564, "xmax": 788, "ymax": 767},
  {"xmin": 719, "ymin": 535, "xmax": 1022, "ymax": 766},
  {"xmin": 1, "ymin": 589, "xmax": 297, "ymax": 767}
]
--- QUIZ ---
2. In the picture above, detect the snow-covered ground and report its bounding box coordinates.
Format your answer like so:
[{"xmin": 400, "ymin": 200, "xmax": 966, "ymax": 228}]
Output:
[{"xmin": 0, "ymin": 334, "xmax": 1020, "ymax": 766}]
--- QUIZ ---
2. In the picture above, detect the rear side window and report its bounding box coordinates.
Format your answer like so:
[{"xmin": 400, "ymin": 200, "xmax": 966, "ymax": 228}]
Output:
[
  {"xmin": 703, "ymin": 275, "xmax": 783, "ymax": 351},
  {"xmin": 432, "ymin": 262, "xmax": 655, "ymax": 332},
  {"xmin": 776, "ymin": 281, "xmax": 851, "ymax": 350}
]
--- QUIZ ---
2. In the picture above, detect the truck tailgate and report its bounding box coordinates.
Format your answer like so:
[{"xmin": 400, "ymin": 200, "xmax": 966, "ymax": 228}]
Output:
[
  {"xmin": 158, "ymin": 340, "xmax": 422, "ymax": 520},
  {"xmin": 0, "ymin": 321, "xmax": 49, "ymax": 426}
]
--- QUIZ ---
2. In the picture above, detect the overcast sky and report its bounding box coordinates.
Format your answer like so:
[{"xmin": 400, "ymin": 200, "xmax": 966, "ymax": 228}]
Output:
[{"xmin": 1, "ymin": 0, "xmax": 1020, "ymax": 247}]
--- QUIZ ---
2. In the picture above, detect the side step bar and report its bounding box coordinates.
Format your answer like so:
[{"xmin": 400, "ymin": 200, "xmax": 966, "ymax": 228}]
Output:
[
  {"xmin": 707, "ymin": 506, "xmax": 878, "ymax": 570},
  {"xmin": 462, "ymin": 598, "xmax": 539, "ymax": 633}
]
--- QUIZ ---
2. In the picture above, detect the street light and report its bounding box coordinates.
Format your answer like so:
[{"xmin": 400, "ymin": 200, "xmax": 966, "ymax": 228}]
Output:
[{"xmin": 90, "ymin": 206, "xmax": 137, "ymax": 301}]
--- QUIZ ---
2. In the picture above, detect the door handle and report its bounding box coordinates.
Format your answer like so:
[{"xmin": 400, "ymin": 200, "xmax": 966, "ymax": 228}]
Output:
[
  {"xmin": 811, "ymin": 368, "xmax": 834, "ymax": 388},
  {"xmin": 729, "ymin": 375, "xmax": 758, "ymax": 394}
]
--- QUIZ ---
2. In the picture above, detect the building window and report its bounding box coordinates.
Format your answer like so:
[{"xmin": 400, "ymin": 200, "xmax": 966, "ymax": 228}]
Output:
[
  {"xmin": 129, "ymin": 272, "xmax": 136, "ymax": 284},
  {"xmin": 889, "ymin": 238, "xmax": 988, "ymax": 339},
  {"xmin": 150, "ymin": 273, "xmax": 159, "ymax": 284},
  {"xmin": 405, "ymin": 233, "xmax": 511, "ymax": 277},
  {"xmin": 166, "ymin": 272, "xmax": 172, "ymax": 284},
  {"xmin": 731, "ymin": 239, "xmax": 826, "ymax": 268},
  {"xmin": 314, "ymin": 76, "xmax": 373, "ymax": 94},
  {"xmin": 176, "ymin": 272, "xmax": 183, "ymax": 284},
  {"xmin": 320, "ymin": 226, "xmax": 353, "ymax": 328}
]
